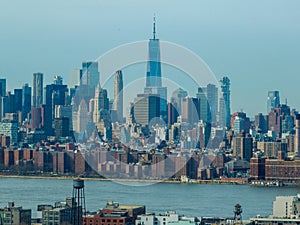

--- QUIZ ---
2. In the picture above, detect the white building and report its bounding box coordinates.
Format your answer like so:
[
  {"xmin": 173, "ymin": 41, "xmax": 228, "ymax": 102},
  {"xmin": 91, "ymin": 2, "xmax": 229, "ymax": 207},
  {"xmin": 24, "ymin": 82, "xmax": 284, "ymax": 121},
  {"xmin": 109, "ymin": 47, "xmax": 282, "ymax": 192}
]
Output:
[
  {"xmin": 272, "ymin": 195, "xmax": 300, "ymax": 218},
  {"xmin": 136, "ymin": 211, "xmax": 197, "ymax": 225}
]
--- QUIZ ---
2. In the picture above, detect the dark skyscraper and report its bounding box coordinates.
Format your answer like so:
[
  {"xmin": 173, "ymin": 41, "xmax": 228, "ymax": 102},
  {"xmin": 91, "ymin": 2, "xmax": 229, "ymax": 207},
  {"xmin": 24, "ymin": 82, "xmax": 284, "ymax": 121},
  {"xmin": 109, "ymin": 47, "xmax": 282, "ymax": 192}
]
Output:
[
  {"xmin": 22, "ymin": 83, "xmax": 32, "ymax": 121},
  {"xmin": 14, "ymin": 88, "xmax": 22, "ymax": 112},
  {"xmin": 44, "ymin": 78, "xmax": 68, "ymax": 135},
  {"xmin": 144, "ymin": 17, "xmax": 167, "ymax": 122},
  {"xmin": 113, "ymin": 70, "xmax": 123, "ymax": 122},
  {"xmin": 33, "ymin": 72, "xmax": 43, "ymax": 108},
  {"xmin": 168, "ymin": 99, "xmax": 179, "ymax": 126},
  {"xmin": 0, "ymin": 78, "xmax": 6, "ymax": 97},
  {"xmin": 267, "ymin": 90, "xmax": 280, "ymax": 113}
]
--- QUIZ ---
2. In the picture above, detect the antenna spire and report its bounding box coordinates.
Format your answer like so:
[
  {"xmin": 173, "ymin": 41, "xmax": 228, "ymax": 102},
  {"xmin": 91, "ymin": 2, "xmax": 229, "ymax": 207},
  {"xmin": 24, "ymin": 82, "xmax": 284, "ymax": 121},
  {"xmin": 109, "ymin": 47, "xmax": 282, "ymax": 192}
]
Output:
[{"xmin": 153, "ymin": 15, "xmax": 156, "ymax": 39}]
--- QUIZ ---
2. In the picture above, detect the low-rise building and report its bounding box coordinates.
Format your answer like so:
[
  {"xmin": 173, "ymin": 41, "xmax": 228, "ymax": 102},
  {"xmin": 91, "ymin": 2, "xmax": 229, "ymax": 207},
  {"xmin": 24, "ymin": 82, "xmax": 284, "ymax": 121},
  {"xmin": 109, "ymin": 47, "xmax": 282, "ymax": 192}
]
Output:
[
  {"xmin": 136, "ymin": 211, "xmax": 197, "ymax": 225},
  {"xmin": 41, "ymin": 197, "xmax": 81, "ymax": 225},
  {"xmin": 0, "ymin": 202, "xmax": 31, "ymax": 225}
]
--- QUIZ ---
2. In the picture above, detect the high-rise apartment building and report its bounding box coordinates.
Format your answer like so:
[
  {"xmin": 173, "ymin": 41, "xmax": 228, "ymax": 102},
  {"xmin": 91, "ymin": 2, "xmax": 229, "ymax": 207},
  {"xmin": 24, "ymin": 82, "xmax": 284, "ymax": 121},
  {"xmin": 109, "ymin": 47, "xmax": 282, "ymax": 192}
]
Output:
[
  {"xmin": 22, "ymin": 83, "xmax": 31, "ymax": 121},
  {"xmin": 295, "ymin": 114, "xmax": 300, "ymax": 156},
  {"xmin": 267, "ymin": 90, "xmax": 280, "ymax": 113},
  {"xmin": 219, "ymin": 76, "xmax": 231, "ymax": 128},
  {"xmin": 33, "ymin": 72, "xmax": 43, "ymax": 108},
  {"xmin": 113, "ymin": 70, "xmax": 123, "ymax": 122},
  {"xmin": 232, "ymin": 134, "xmax": 253, "ymax": 162}
]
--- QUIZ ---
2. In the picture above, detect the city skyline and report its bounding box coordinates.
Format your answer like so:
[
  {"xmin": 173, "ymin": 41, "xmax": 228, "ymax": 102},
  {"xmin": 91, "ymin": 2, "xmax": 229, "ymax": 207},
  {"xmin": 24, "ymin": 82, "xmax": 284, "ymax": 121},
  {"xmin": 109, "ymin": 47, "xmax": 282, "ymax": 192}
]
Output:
[{"xmin": 0, "ymin": 1, "xmax": 300, "ymax": 116}]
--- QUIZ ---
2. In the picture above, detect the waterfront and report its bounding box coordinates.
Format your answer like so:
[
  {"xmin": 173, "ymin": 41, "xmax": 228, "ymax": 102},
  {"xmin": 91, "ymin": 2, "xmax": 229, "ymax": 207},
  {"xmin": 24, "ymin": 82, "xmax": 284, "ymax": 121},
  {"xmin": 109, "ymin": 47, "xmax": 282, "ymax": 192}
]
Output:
[{"xmin": 0, "ymin": 177, "xmax": 300, "ymax": 219}]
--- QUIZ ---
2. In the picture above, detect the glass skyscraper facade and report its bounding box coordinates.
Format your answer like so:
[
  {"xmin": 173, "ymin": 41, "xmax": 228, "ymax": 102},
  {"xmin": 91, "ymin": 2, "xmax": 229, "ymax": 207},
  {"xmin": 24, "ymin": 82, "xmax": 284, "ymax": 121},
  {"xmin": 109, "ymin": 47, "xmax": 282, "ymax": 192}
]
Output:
[
  {"xmin": 144, "ymin": 18, "xmax": 167, "ymax": 123},
  {"xmin": 267, "ymin": 90, "xmax": 280, "ymax": 113}
]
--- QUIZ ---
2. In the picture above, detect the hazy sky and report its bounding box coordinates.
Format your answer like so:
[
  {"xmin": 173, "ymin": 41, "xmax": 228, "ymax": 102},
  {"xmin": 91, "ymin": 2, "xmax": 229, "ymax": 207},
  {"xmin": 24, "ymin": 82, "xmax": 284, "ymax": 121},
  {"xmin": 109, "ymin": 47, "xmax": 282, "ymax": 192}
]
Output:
[{"xmin": 1, "ymin": 0, "xmax": 300, "ymax": 117}]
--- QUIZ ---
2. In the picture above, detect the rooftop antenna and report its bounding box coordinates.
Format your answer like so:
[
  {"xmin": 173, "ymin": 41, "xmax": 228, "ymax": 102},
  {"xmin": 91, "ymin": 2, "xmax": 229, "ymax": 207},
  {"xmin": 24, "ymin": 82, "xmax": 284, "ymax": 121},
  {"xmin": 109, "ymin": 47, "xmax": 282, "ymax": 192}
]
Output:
[{"xmin": 153, "ymin": 14, "xmax": 156, "ymax": 39}]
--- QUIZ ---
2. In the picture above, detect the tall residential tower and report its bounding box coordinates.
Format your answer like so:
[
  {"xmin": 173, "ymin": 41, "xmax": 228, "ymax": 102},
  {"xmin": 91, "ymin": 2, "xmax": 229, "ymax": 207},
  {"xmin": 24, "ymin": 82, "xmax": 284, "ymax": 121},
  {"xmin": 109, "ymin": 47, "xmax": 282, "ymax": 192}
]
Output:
[
  {"xmin": 113, "ymin": 70, "xmax": 123, "ymax": 122},
  {"xmin": 33, "ymin": 72, "xmax": 43, "ymax": 108},
  {"xmin": 219, "ymin": 76, "xmax": 231, "ymax": 128}
]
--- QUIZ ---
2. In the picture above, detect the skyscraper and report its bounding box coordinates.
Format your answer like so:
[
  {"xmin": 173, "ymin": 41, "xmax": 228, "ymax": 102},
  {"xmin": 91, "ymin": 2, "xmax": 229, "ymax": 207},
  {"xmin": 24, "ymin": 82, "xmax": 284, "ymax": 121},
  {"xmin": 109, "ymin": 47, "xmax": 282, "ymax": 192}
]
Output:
[
  {"xmin": 33, "ymin": 72, "xmax": 43, "ymax": 108},
  {"xmin": 22, "ymin": 83, "xmax": 32, "ymax": 121},
  {"xmin": 295, "ymin": 114, "xmax": 300, "ymax": 156},
  {"xmin": 81, "ymin": 61, "xmax": 100, "ymax": 89},
  {"xmin": 133, "ymin": 94, "xmax": 160, "ymax": 126},
  {"xmin": 196, "ymin": 87, "xmax": 210, "ymax": 123},
  {"xmin": 267, "ymin": 90, "xmax": 280, "ymax": 113},
  {"xmin": 219, "ymin": 76, "xmax": 231, "ymax": 128},
  {"xmin": 144, "ymin": 17, "xmax": 167, "ymax": 122},
  {"xmin": 93, "ymin": 85, "xmax": 109, "ymax": 124},
  {"xmin": 44, "ymin": 78, "xmax": 68, "ymax": 135},
  {"xmin": 171, "ymin": 88, "xmax": 188, "ymax": 116},
  {"xmin": 77, "ymin": 98, "xmax": 89, "ymax": 133},
  {"xmin": 0, "ymin": 78, "xmax": 6, "ymax": 97},
  {"xmin": 113, "ymin": 70, "xmax": 123, "ymax": 122},
  {"xmin": 181, "ymin": 97, "xmax": 200, "ymax": 125},
  {"xmin": 203, "ymin": 84, "xmax": 218, "ymax": 123},
  {"xmin": 14, "ymin": 88, "xmax": 22, "ymax": 112}
]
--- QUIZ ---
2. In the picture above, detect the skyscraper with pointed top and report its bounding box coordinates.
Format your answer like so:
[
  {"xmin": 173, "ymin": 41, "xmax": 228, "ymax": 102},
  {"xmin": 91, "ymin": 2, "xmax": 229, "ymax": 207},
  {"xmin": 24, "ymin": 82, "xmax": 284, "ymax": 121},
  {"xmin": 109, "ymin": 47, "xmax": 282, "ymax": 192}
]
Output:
[
  {"xmin": 144, "ymin": 17, "xmax": 167, "ymax": 123},
  {"xmin": 146, "ymin": 17, "xmax": 162, "ymax": 88}
]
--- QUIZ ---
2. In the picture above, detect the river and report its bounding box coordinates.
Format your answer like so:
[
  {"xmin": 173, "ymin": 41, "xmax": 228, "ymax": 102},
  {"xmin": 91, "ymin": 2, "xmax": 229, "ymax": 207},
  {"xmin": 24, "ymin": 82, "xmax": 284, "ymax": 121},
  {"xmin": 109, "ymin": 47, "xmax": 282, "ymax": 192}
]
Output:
[{"xmin": 0, "ymin": 177, "xmax": 299, "ymax": 219}]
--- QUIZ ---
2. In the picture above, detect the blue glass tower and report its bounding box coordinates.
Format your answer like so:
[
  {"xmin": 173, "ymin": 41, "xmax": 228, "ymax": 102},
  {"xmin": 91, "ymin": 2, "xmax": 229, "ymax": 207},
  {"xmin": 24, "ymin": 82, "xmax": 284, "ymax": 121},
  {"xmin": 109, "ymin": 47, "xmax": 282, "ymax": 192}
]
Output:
[
  {"xmin": 146, "ymin": 17, "xmax": 162, "ymax": 88},
  {"xmin": 144, "ymin": 17, "xmax": 167, "ymax": 123}
]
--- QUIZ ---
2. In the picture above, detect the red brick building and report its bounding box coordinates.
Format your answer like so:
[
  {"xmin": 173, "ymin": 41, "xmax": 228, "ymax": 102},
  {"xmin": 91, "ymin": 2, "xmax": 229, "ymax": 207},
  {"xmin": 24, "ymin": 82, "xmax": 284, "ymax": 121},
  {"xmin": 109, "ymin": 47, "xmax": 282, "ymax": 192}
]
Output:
[
  {"xmin": 250, "ymin": 156, "xmax": 300, "ymax": 182},
  {"xmin": 83, "ymin": 201, "xmax": 146, "ymax": 225},
  {"xmin": 83, "ymin": 212, "xmax": 129, "ymax": 225},
  {"xmin": 250, "ymin": 157, "xmax": 266, "ymax": 180}
]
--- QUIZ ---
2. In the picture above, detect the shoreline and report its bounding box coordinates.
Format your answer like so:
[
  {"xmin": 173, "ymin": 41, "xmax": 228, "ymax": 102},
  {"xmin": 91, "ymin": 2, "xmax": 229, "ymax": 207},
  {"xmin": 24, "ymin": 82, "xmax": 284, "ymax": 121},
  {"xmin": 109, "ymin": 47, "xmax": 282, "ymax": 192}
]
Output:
[
  {"xmin": 1, "ymin": 174, "xmax": 300, "ymax": 187},
  {"xmin": 0, "ymin": 174, "xmax": 246, "ymax": 185}
]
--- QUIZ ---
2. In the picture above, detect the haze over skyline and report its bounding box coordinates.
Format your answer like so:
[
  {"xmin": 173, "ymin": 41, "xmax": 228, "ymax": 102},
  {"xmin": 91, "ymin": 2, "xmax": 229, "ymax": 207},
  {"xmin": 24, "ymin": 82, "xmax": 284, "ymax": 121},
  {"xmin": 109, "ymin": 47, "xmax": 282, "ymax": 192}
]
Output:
[{"xmin": 1, "ymin": 0, "xmax": 300, "ymax": 116}]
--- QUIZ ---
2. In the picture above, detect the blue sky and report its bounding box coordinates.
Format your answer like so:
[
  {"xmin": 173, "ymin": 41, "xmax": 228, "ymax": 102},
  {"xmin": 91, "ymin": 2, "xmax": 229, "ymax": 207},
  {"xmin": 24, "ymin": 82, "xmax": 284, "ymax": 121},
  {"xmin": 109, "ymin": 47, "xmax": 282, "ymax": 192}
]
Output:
[{"xmin": 1, "ymin": 0, "xmax": 300, "ymax": 116}]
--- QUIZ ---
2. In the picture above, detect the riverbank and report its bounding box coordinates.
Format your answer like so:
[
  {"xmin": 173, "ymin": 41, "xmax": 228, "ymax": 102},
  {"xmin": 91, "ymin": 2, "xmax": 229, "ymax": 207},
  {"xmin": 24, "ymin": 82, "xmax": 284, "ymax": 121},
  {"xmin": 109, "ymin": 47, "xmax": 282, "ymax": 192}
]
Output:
[
  {"xmin": 0, "ymin": 174, "xmax": 248, "ymax": 185},
  {"xmin": 1, "ymin": 174, "xmax": 299, "ymax": 187}
]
